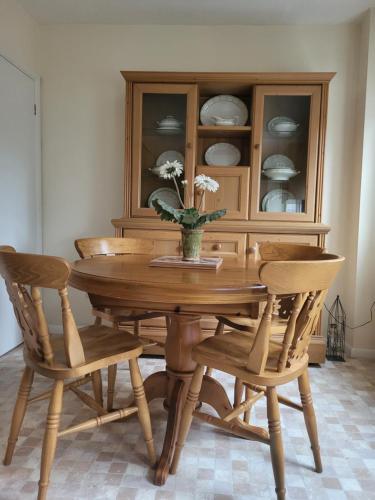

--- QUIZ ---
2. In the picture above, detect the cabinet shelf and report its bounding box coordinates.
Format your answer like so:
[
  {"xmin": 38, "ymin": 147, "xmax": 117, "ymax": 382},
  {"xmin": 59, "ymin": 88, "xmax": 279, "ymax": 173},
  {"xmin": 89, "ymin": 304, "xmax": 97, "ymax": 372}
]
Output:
[
  {"xmin": 197, "ymin": 125, "xmax": 252, "ymax": 137},
  {"xmin": 197, "ymin": 164, "xmax": 251, "ymax": 169}
]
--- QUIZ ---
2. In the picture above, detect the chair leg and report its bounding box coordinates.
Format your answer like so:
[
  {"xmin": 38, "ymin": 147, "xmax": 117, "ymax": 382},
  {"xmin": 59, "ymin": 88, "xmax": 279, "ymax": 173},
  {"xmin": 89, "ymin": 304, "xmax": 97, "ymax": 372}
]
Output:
[
  {"xmin": 243, "ymin": 385, "xmax": 252, "ymax": 424},
  {"xmin": 267, "ymin": 386, "xmax": 286, "ymax": 500},
  {"xmin": 234, "ymin": 377, "xmax": 244, "ymax": 407},
  {"xmin": 107, "ymin": 364, "xmax": 117, "ymax": 411},
  {"xmin": 170, "ymin": 364, "xmax": 205, "ymax": 474},
  {"xmin": 128, "ymin": 358, "xmax": 156, "ymax": 466},
  {"xmin": 91, "ymin": 370, "xmax": 103, "ymax": 407},
  {"xmin": 205, "ymin": 321, "xmax": 224, "ymax": 377},
  {"xmin": 3, "ymin": 366, "xmax": 34, "ymax": 465},
  {"xmin": 298, "ymin": 369, "xmax": 322, "ymax": 473},
  {"xmin": 38, "ymin": 380, "xmax": 64, "ymax": 500}
]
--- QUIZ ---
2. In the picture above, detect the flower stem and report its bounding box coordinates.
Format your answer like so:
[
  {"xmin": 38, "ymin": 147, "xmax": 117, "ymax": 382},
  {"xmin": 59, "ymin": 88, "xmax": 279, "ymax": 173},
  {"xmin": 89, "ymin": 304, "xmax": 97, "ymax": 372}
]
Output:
[
  {"xmin": 198, "ymin": 190, "xmax": 205, "ymax": 212},
  {"xmin": 172, "ymin": 176, "xmax": 186, "ymax": 209}
]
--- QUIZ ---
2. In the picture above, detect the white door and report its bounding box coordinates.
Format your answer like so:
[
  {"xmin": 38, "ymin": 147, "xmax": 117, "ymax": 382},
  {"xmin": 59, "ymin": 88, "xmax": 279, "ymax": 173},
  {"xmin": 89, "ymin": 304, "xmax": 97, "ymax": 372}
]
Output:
[{"xmin": 0, "ymin": 55, "xmax": 41, "ymax": 356}]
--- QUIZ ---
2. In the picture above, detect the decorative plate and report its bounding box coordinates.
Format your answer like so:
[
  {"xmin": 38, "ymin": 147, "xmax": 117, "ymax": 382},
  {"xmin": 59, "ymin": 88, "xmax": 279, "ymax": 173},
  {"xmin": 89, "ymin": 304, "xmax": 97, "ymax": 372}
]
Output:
[
  {"xmin": 147, "ymin": 188, "xmax": 181, "ymax": 209},
  {"xmin": 156, "ymin": 150, "xmax": 184, "ymax": 167},
  {"xmin": 204, "ymin": 142, "xmax": 241, "ymax": 166},
  {"xmin": 267, "ymin": 116, "xmax": 299, "ymax": 137},
  {"xmin": 263, "ymin": 154, "xmax": 295, "ymax": 171},
  {"xmin": 200, "ymin": 95, "xmax": 248, "ymax": 126},
  {"xmin": 261, "ymin": 189, "xmax": 296, "ymax": 212}
]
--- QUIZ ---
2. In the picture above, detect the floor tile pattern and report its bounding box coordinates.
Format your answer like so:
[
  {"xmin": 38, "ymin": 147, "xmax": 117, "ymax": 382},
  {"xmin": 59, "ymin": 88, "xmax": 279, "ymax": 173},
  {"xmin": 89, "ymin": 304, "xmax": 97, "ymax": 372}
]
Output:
[{"xmin": 0, "ymin": 348, "xmax": 375, "ymax": 499}]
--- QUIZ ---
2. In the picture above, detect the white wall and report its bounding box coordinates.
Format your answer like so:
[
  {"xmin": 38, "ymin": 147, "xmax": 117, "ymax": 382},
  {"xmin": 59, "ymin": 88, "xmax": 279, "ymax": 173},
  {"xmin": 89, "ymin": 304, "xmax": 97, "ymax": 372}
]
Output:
[
  {"xmin": 0, "ymin": 0, "xmax": 39, "ymax": 74},
  {"xmin": 348, "ymin": 10, "xmax": 375, "ymax": 358},
  {"xmin": 39, "ymin": 23, "xmax": 360, "ymax": 329}
]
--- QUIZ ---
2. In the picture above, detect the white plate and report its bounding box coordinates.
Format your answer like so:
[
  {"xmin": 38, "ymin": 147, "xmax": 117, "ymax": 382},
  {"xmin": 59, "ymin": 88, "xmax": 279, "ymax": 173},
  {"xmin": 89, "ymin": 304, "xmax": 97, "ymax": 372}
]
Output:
[
  {"xmin": 263, "ymin": 154, "xmax": 295, "ymax": 171},
  {"xmin": 205, "ymin": 142, "xmax": 241, "ymax": 166},
  {"xmin": 262, "ymin": 168, "xmax": 300, "ymax": 181},
  {"xmin": 267, "ymin": 116, "xmax": 299, "ymax": 137},
  {"xmin": 156, "ymin": 150, "xmax": 184, "ymax": 167},
  {"xmin": 148, "ymin": 188, "xmax": 181, "ymax": 209},
  {"xmin": 261, "ymin": 189, "xmax": 295, "ymax": 212},
  {"xmin": 200, "ymin": 95, "xmax": 248, "ymax": 126}
]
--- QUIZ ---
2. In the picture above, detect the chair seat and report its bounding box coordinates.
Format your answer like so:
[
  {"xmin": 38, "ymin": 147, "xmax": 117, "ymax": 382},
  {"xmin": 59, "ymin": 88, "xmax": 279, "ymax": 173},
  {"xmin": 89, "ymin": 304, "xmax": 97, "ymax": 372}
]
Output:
[
  {"xmin": 26, "ymin": 325, "xmax": 143, "ymax": 379},
  {"xmin": 193, "ymin": 330, "xmax": 308, "ymax": 386}
]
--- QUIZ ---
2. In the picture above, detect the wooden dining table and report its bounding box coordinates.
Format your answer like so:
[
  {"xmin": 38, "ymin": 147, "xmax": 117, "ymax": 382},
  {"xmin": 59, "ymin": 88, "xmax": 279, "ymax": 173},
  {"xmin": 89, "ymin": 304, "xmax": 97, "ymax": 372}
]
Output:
[{"xmin": 69, "ymin": 254, "xmax": 267, "ymax": 485}]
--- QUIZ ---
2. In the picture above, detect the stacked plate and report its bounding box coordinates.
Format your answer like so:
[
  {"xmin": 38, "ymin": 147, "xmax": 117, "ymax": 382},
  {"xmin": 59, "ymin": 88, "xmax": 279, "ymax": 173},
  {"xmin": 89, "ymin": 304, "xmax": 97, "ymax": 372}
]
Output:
[
  {"xmin": 262, "ymin": 154, "xmax": 299, "ymax": 181},
  {"xmin": 200, "ymin": 95, "xmax": 248, "ymax": 126}
]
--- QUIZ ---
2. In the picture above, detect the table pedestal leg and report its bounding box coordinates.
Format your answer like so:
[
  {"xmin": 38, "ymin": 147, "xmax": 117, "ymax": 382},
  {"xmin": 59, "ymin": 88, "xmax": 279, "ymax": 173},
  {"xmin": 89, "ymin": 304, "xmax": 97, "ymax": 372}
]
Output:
[
  {"xmin": 142, "ymin": 314, "xmax": 243, "ymax": 486},
  {"xmin": 152, "ymin": 314, "xmax": 201, "ymax": 486}
]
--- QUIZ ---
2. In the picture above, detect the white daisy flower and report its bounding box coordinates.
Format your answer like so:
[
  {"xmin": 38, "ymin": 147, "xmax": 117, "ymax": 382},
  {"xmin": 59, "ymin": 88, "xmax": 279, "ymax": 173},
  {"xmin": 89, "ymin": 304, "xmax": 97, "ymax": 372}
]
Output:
[
  {"xmin": 158, "ymin": 160, "xmax": 183, "ymax": 179},
  {"xmin": 194, "ymin": 174, "xmax": 219, "ymax": 192}
]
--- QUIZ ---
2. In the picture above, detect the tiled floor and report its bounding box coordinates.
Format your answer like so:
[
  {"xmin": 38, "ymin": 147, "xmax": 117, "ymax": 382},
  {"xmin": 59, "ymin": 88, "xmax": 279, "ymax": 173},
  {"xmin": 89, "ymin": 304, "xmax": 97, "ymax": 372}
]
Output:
[{"xmin": 0, "ymin": 348, "xmax": 375, "ymax": 500}]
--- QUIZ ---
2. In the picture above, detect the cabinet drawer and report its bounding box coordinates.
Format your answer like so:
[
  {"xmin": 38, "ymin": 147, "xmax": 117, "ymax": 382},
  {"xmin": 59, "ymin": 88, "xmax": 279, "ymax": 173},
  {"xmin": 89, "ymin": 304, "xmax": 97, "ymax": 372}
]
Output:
[
  {"xmin": 124, "ymin": 229, "xmax": 180, "ymax": 255},
  {"xmin": 248, "ymin": 233, "xmax": 319, "ymax": 248},
  {"xmin": 123, "ymin": 229, "xmax": 246, "ymax": 262},
  {"xmin": 201, "ymin": 232, "xmax": 246, "ymax": 262}
]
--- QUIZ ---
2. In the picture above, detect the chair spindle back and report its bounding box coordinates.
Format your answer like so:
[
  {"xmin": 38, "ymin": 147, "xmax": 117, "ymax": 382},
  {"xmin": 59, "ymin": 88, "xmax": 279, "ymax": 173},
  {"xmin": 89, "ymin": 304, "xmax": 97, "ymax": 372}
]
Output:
[
  {"xmin": 246, "ymin": 254, "xmax": 344, "ymax": 375},
  {"xmin": 75, "ymin": 237, "xmax": 155, "ymax": 259},
  {"xmin": 0, "ymin": 248, "xmax": 85, "ymax": 368}
]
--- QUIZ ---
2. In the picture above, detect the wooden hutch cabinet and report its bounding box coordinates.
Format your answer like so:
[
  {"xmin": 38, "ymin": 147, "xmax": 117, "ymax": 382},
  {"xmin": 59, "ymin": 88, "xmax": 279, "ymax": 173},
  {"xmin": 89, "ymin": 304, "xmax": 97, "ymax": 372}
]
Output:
[{"xmin": 112, "ymin": 71, "xmax": 334, "ymax": 363}]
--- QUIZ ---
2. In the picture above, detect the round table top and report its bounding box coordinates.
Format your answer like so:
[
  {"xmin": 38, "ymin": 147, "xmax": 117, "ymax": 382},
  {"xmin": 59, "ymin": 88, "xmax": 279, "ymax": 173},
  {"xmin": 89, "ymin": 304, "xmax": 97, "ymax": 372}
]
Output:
[{"xmin": 69, "ymin": 255, "xmax": 266, "ymax": 305}]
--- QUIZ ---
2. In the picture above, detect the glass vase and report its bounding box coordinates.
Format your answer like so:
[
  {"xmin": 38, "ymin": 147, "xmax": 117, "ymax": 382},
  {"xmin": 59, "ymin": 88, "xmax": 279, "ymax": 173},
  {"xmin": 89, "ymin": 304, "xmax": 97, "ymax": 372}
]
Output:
[{"xmin": 181, "ymin": 228, "xmax": 204, "ymax": 261}]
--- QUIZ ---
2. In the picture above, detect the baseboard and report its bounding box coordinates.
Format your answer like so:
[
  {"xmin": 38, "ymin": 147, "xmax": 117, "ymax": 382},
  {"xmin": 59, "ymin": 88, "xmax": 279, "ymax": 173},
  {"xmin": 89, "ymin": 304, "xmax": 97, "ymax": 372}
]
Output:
[{"xmin": 347, "ymin": 346, "xmax": 375, "ymax": 359}]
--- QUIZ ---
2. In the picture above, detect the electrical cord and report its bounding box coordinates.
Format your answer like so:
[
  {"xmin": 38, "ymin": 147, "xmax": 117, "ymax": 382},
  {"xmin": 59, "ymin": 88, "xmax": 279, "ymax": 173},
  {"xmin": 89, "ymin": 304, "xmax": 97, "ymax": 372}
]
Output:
[{"xmin": 324, "ymin": 300, "xmax": 375, "ymax": 330}]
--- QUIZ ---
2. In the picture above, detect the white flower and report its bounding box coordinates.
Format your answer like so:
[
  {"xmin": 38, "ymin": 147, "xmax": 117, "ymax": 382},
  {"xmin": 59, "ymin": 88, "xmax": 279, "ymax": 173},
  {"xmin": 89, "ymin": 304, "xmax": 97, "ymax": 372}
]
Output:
[
  {"xmin": 158, "ymin": 160, "xmax": 183, "ymax": 179},
  {"xmin": 194, "ymin": 174, "xmax": 219, "ymax": 192}
]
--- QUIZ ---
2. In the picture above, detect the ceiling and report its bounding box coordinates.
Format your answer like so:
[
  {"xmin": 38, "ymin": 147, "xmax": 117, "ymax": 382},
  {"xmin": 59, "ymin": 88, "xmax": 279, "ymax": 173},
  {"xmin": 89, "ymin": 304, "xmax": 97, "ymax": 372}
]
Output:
[{"xmin": 18, "ymin": 0, "xmax": 375, "ymax": 25}]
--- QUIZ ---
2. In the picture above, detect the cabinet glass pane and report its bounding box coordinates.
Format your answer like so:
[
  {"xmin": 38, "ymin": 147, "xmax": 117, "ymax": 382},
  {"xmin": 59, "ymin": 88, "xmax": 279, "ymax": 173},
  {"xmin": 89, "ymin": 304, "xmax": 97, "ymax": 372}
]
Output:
[
  {"xmin": 140, "ymin": 93, "xmax": 186, "ymax": 209},
  {"xmin": 260, "ymin": 95, "xmax": 310, "ymax": 213}
]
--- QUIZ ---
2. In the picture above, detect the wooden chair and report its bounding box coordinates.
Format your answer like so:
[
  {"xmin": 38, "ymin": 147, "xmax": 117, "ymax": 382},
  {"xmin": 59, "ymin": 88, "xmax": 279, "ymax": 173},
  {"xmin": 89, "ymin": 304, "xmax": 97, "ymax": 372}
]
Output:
[
  {"xmin": 0, "ymin": 246, "xmax": 156, "ymax": 500},
  {"xmin": 171, "ymin": 253, "xmax": 344, "ymax": 500},
  {"xmin": 210, "ymin": 242, "xmax": 325, "ymax": 411},
  {"xmin": 75, "ymin": 236, "xmax": 168, "ymax": 410}
]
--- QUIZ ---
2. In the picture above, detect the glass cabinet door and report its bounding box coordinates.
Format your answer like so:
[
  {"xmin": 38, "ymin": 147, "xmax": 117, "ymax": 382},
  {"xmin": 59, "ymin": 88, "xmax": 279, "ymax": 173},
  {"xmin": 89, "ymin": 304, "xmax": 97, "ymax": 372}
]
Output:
[
  {"xmin": 131, "ymin": 83, "xmax": 197, "ymax": 216},
  {"xmin": 250, "ymin": 85, "xmax": 321, "ymax": 221}
]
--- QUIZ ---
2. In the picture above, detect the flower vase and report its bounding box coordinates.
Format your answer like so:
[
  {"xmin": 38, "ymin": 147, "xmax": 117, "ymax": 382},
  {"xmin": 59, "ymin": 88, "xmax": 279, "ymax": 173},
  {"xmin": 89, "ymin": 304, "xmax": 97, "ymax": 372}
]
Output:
[{"xmin": 181, "ymin": 229, "xmax": 204, "ymax": 261}]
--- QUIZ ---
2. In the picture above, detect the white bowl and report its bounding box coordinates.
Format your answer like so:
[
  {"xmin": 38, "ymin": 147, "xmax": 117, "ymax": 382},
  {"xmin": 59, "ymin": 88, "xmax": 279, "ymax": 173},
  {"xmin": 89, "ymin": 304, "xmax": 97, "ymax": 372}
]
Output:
[
  {"xmin": 273, "ymin": 122, "xmax": 299, "ymax": 132},
  {"xmin": 262, "ymin": 168, "xmax": 300, "ymax": 181}
]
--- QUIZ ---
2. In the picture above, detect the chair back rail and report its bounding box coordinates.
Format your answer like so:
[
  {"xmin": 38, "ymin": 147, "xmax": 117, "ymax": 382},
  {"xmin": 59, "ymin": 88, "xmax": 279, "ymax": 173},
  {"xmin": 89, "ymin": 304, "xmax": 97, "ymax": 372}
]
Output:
[
  {"xmin": 251, "ymin": 242, "xmax": 324, "ymax": 262},
  {"xmin": 75, "ymin": 237, "xmax": 155, "ymax": 258},
  {"xmin": 0, "ymin": 249, "xmax": 85, "ymax": 368},
  {"xmin": 246, "ymin": 255, "xmax": 344, "ymax": 375}
]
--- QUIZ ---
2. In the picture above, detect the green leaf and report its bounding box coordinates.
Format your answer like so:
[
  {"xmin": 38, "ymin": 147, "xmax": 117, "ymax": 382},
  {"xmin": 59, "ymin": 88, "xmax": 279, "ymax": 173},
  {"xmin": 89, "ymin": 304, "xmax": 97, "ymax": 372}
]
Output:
[
  {"xmin": 195, "ymin": 209, "xmax": 227, "ymax": 227},
  {"xmin": 152, "ymin": 199, "xmax": 183, "ymax": 224}
]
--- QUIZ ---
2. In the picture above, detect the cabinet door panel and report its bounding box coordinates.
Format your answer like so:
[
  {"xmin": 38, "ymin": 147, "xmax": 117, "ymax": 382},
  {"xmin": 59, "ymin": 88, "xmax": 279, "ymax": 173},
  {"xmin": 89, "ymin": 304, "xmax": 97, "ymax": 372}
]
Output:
[
  {"xmin": 196, "ymin": 166, "xmax": 249, "ymax": 220},
  {"xmin": 131, "ymin": 83, "xmax": 197, "ymax": 217},
  {"xmin": 250, "ymin": 85, "xmax": 321, "ymax": 222}
]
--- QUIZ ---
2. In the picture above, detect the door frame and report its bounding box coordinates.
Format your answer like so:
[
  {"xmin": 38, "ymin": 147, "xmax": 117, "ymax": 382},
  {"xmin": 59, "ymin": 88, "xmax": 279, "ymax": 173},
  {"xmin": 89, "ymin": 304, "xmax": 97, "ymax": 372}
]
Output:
[{"xmin": 0, "ymin": 53, "xmax": 42, "ymax": 253}]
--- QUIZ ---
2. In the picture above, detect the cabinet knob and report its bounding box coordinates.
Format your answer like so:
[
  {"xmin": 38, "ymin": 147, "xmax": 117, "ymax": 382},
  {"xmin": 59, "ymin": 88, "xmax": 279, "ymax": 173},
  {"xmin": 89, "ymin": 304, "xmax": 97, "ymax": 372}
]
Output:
[
  {"xmin": 186, "ymin": 142, "xmax": 192, "ymax": 149},
  {"xmin": 213, "ymin": 243, "xmax": 222, "ymax": 251},
  {"xmin": 254, "ymin": 144, "xmax": 260, "ymax": 150}
]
